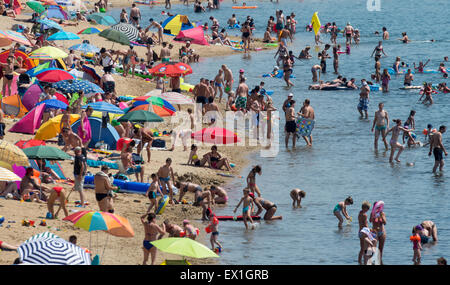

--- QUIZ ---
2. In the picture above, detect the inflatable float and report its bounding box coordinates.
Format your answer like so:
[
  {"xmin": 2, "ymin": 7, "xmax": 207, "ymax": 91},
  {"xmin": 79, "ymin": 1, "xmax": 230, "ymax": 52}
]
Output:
[
  {"xmin": 310, "ymin": 86, "xmax": 357, "ymax": 91},
  {"xmin": 399, "ymin": 86, "xmax": 423, "ymax": 90},
  {"xmin": 156, "ymin": 195, "xmax": 169, "ymax": 214},
  {"xmin": 115, "ymin": 66, "xmax": 152, "ymax": 79},
  {"xmin": 371, "ymin": 201, "xmax": 384, "ymax": 218},
  {"xmin": 370, "ymin": 84, "xmax": 381, "ymax": 91},
  {"xmin": 262, "ymin": 70, "xmax": 295, "ymax": 79},
  {"xmin": 83, "ymin": 176, "xmax": 178, "ymax": 195},
  {"xmin": 227, "ymin": 24, "xmax": 241, "ymax": 29},
  {"xmin": 217, "ymin": 215, "xmax": 261, "ymax": 221},
  {"xmin": 232, "ymin": 6, "xmax": 258, "ymax": 9}
]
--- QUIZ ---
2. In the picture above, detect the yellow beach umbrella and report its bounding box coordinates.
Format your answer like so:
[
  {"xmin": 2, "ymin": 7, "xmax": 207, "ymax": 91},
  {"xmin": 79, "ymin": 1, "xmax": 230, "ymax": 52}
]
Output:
[
  {"xmin": 0, "ymin": 140, "xmax": 30, "ymax": 167},
  {"xmin": 29, "ymin": 46, "xmax": 68, "ymax": 59},
  {"xmin": 34, "ymin": 114, "xmax": 80, "ymax": 141},
  {"xmin": 0, "ymin": 166, "xmax": 22, "ymax": 181}
]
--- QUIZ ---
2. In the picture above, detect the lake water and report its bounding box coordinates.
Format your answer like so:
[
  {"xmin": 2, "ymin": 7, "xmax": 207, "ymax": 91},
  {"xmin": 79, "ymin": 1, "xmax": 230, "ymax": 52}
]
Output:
[{"xmin": 107, "ymin": 0, "xmax": 450, "ymax": 264}]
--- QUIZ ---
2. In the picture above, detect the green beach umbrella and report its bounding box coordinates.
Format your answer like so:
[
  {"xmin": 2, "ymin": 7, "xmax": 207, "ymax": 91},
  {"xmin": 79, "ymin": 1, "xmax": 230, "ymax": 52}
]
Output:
[
  {"xmin": 99, "ymin": 29, "xmax": 130, "ymax": 46},
  {"xmin": 117, "ymin": 110, "xmax": 163, "ymax": 123},
  {"xmin": 26, "ymin": 1, "xmax": 45, "ymax": 14},
  {"xmin": 150, "ymin": 238, "xmax": 219, "ymax": 259},
  {"xmin": 22, "ymin": 145, "xmax": 72, "ymax": 160}
]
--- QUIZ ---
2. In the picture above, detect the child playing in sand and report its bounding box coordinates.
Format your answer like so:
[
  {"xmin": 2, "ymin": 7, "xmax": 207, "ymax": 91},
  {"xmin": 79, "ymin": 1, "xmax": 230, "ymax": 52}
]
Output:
[
  {"xmin": 247, "ymin": 165, "xmax": 262, "ymax": 197},
  {"xmin": 411, "ymin": 225, "xmax": 423, "ymax": 265},
  {"xmin": 206, "ymin": 212, "xmax": 223, "ymax": 251},
  {"xmin": 234, "ymin": 188, "xmax": 255, "ymax": 230},
  {"xmin": 183, "ymin": 220, "xmax": 198, "ymax": 240},
  {"xmin": 290, "ymin": 188, "xmax": 306, "ymax": 208},
  {"xmin": 333, "ymin": 196, "xmax": 353, "ymax": 228},
  {"xmin": 145, "ymin": 174, "xmax": 163, "ymax": 213}
]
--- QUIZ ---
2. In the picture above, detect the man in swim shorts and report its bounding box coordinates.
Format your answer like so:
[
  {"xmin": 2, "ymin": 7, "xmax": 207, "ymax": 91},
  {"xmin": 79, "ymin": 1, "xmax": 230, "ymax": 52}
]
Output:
[
  {"xmin": 371, "ymin": 102, "xmax": 389, "ymax": 150},
  {"xmin": 121, "ymin": 145, "xmax": 145, "ymax": 182},
  {"xmin": 285, "ymin": 100, "xmax": 297, "ymax": 149},
  {"xmin": 141, "ymin": 213, "xmax": 165, "ymax": 265},
  {"xmin": 298, "ymin": 99, "xmax": 315, "ymax": 146},
  {"xmin": 357, "ymin": 80, "xmax": 370, "ymax": 118},
  {"xmin": 222, "ymin": 64, "xmax": 234, "ymax": 94},
  {"xmin": 157, "ymin": 158, "xmax": 175, "ymax": 204},
  {"xmin": 429, "ymin": 125, "xmax": 447, "ymax": 173},
  {"xmin": 129, "ymin": 3, "xmax": 141, "ymax": 27},
  {"xmin": 94, "ymin": 166, "xmax": 117, "ymax": 213}
]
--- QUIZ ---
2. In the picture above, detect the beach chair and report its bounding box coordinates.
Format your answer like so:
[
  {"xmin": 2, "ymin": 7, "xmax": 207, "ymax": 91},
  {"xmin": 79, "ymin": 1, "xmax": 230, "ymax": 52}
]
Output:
[{"xmin": 160, "ymin": 259, "xmax": 191, "ymax": 265}]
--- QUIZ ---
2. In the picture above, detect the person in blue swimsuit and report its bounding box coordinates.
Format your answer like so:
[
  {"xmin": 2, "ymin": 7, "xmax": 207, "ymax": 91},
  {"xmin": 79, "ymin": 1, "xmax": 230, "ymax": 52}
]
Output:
[
  {"xmin": 157, "ymin": 158, "xmax": 175, "ymax": 204},
  {"xmin": 234, "ymin": 188, "xmax": 255, "ymax": 229},
  {"xmin": 141, "ymin": 213, "xmax": 165, "ymax": 265},
  {"xmin": 333, "ymin": 196, "xmax": 353, "ymax": 228}
]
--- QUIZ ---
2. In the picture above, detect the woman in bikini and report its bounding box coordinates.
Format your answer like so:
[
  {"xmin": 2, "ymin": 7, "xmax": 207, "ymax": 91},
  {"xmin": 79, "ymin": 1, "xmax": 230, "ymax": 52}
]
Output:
[
  {"xmin": 370, "ymin": 204, "xmax": 386, "ymax": 265},
  {"xmin": 0, "ymin": 56, "xmax": 15, "ymax": 96},
  {"xmin": 141, "ymin": 213, "xmax": 165, "ymax": 265},
  {"xmin": 207, "ymin": 145, "xmax": 231, "ymax": 171},
  {"xmin": 247, "ymin": 165, "xmax": 262, "ymax": 197},
  {"xmin": 240, "ymin": 22, "xmax": 252, "ymax": 53},
  {"xmin": 381, "ymin": 69, "xmax": 391, "ymax": 92},
  {"xmin": 386, "ymin": 119, "xmax": 412, "ymax": 163}
]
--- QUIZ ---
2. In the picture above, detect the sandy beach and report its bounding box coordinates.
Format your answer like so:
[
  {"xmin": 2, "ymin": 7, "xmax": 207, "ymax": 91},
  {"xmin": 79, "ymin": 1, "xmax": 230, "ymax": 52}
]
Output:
[{"xmin": 0, "ymin": 3, "xmax": 262, "ymax": 265}]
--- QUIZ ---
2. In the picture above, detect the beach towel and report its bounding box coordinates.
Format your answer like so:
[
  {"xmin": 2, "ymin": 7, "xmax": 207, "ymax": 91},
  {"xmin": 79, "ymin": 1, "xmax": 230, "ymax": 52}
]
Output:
[
  {"xmin": 296, "ymin": 117, "xmax": 315, "ymax": 137},
  {"xmin": 86, "ymin": 159, "xmax": 119, "ymax": 170},
  {"xmin": 77, "ymin": 115, "xmax": 92, "ymax": 144}
]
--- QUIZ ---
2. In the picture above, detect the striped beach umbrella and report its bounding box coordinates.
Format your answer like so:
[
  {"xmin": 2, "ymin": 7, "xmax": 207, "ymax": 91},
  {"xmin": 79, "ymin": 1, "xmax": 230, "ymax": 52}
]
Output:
[
  {"xmin": 37, "ymin": 18, "xmax": 63, "ymax": 30},
  {"xmin": 77, "ymin": 27, "xmax": 103, "ymax": 35},
  {"xmin": 99, "ymin": 28, "xmax": 130, "ymax": 46},
  {"xmin": 156, "ymin": 92, "xmax": 194, "ymax": 105},
  {"xmin": 0, "ymin": 30, "xmax": 32, "ymax": 46},
  {"xmin": 28, "ymin": 53, "xmax": 54, "ymax": 60},
  {"xmin": 0, "ymin": 140, "xmax": 30, "ymax": 167},
  {"xmin": 0, "ymin": 166, "xmax": 22, "ymax": 181},
  {"xmin": 111, "ymin": 23, "xmax": 139, "ymax": 42},
  {"xmin": 130, "ymin": 97, "xmax": 176, "ymax": 117},
  {"xmin": 19, "ymin": 234, "xmax": 91, "ymax": 265},
  {"xmin": 29, "ymin": 46, "xmax": 68, "ymax": 59}
]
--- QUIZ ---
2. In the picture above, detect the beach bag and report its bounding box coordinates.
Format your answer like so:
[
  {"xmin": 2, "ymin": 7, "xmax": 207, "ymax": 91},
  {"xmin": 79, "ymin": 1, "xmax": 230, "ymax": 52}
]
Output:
[
  {"xmin": 152, "ymin": 139, "xmax": 166, "ymax": 148},
  {"xmin": 113, "ymin": 173, "xmax": 129, "ymax": 181},
  {"xmin": 132, "ymin": 153, "xmax": 144, "ymax": 164}
]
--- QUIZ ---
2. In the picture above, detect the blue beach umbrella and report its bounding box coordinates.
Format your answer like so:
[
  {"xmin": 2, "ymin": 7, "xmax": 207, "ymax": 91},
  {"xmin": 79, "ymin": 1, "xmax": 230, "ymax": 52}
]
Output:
[
  {"xmin": 82, "ymin": 102, "xmax": 124, "ymax": 114},
  {"xmin": 89, "ymin": 13, "xmax": 117, "ymax": 26},
  {"xmin": 69, "ymin": 43, "xmax": 100, "ymax": 54},
  {"xmin": 53, "ymin": 79, "xmax": 104, "ymax": 97},
  {"xmin": 37, "ymin": 99, "xmax": 68, "ymax": 110},
  {"xmin": 48, "ymin": 31, "xmax": 80, "ymax": 41},
  {"xmin": 38, "ymin": 18, "xmax": 63, "ymax": 30}
]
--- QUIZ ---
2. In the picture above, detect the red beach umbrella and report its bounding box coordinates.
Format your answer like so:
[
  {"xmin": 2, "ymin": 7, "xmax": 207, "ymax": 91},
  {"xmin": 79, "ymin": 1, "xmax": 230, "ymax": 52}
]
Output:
[
  {"xmin": 191, "ymin": 127, "xmax": 241, "ymax": 145},
  {"xmin": 36, "ymin": 69, "xmax": 75, "ymax": 83},
  {"xmin": 148, "ymin": 62, "xmax": 193, "ymax": 78},
  {"xmin": 15, "ymin": 139, "xmax": 46, "ymax": 149}
]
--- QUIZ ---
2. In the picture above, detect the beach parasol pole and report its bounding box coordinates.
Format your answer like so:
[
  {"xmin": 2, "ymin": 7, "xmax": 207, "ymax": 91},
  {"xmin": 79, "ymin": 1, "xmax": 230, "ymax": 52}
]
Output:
[{"xmin": 100, "ymin": 233, "xmax": 110, "ymax": 264}]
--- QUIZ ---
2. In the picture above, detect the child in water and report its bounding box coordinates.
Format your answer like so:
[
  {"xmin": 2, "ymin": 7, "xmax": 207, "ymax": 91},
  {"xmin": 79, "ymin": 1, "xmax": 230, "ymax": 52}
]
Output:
[
  {"xmin": 206, "ymin": 211, "xmax": 223, "ymax": 251},
  {"xmin": 234, "ymin": 188, "xmax": 255, "ymax": 230},
  {"xmin": 333, "ymin": 196, "xmax": 353, "ymax": 228},
  {"xmin": 247, "ymin": 165, "xmax": 262, "ymax": 197},
  {"xmin": 290, "ymin": 188, "xmax": 306, "ymax": 208},
  {"xmin": 411, "ymin": 225, "xmax": 423, "ymax": 265}
]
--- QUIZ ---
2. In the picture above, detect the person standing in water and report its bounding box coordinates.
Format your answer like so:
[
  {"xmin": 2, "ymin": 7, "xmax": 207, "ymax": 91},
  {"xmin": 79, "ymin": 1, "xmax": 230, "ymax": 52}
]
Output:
[
  {"xmin": 371, "ymin": 102, "xmax": 389, "ymax": 151},
  {"xmin": 285, "ymin": 100, "xmax": 297, "ymax": 149},
  {"xmin": 357, "ymin": 80, "xmax": 370, "ymax": 119},
  {"xmin": 429, "ymin": 125, "xmax": 447, "ymax": 173},
  {"xmin": 234, "ymin": 188, "xmax": 255, "ymax": 230},
  {"xmin": 247, "ymin": 165, "xmax": 262, "ymax": 197},
  {"xmin": 386, "ymin": 119, "xmax": 412, "ymax": 163},
  {"xmin": 370, "ymin": 203, "xmax": 386, "ymax": 265},
  {"xmin": 290, "ymin": 188, "xmax": 306, "ymax": 208},
  {"xmin": 298, "ymin": 99, "xmax": 315, "ymax": 146},
  {"xmin": 333, "ymin": 196, "xmax": 353, "ymax": 228},
  {"xmin": 358, "ymin": 201, "xmax": 371, "ymax": 265}
]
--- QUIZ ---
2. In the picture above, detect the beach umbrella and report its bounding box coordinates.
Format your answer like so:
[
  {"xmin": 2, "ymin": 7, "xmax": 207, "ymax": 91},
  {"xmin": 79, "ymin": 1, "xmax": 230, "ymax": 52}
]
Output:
[
  {"xmin": 0, "ymin": 140, "xmax": 30, "ymax": 167},
  {"xmin": 0, "ymin": 30, "xmax": 32, "ymax": 46},
  {"xmin": 117, "ymin": 110, "xmax": 163, "ymax": 123},
  {"xmin": 18, "ymin": 233, "xmax": 91, "ymax": 265},
  {"xmin": 34, "ymin": 114, "xmax": 80, "ymax": 141},
  {"xmin": 77, "ymin": 27, "xmax": 102, "ymax": 35},
  {"xmin": 41, "ymin": 0, "xmax": 57, "ymax": 5},
  {"xmin": 26, "ymin": 1, "xmax": 46, "ymax": 13},
  {"xmin": 15, "ymin": 139, "xmax": 46, "ymax": 149},
  {"xmin": 29, "ymin": 46, "xmax": 68, "ymax": 59},
  {"xmin": 69, "ymin": 43, "xmax": 100, "ymax": 54},
  {"xmin": 37, "ymin": 18, "xmax": 63, "ymax": 30},
  {"xmin": 111, "ymin": 23, "xmax": 139, "ymax": 42},
  {"xmin": 131, "ymin": 97, "xmax": 176, "ymax": 117},
  {"xmin": 151, "ymin": 238, "xmax": 219, "ymax": 259},
  {"xmin": 89, "ymin": 13, "xmax": 117, "ymax": 26},
  {"xmin": 82, "ymin": 102, "xmax": 124, "ymax": 114},
  {"xmin": 192, "ymin": 127, "xmax": 241, "ymax": 145},
  {"xmin": 0, "ymin": 166, "xmax": 22, "ymax": 181},
  {"xmin": 149, "ymin": 62, "xmax": 193, "ymax": 78},
  {"xmin": 99, "ymin": 28, "xmax": 130, "ymax": 46},
  {"xmin": 48, "ymin": 31, "xmax": 80, "ymax": 41},
  {"xmin": 63, "ymin": 211, "xmax": 134, "ymax": 238},
  {"xmin": 22, "ymin": 145, "xmax": 72, "ymax": 160},
  {"xmin": 26, "ymin": 62, "xmax": 52, "ymax": 77},
  {"xmin": 42, "ymin": 6, "xmax": 69, "ymax": 20},
  {"xmin": 36, "ymin": 99, "xmax": 68, "ymax": 110},
  {"xmin": 156, "ymin": 92, "xmax": 194, "ymax": 105},
  {"xmin": 24, "ymin": 232, "xmax": 60, "ymax": 243},
  {"xmin": 28, "ymin": 53, "xmax": 54, "ymax": 60},
  {"xmin": 0, "ymin": 35, "xmax": 12, "ymax": 47},
  {"xmin": 35, "ymin": 68, "xmax": 75, "ymax": 82},
  {"xmin": 144, "ymin": 89, "xmax": 162, "ymax": 97},
  {"xmin": 53, "ymin": 79, "xmax": 104, "ymax": 97}
]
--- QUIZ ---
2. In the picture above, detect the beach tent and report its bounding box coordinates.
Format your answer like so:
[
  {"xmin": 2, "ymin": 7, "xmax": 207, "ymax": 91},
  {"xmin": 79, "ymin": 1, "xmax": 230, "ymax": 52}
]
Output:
[
  {"xmin": 174, "ymin": 26, "xmax": 209, "ymax": 46},
  {"xmin": 42, "ymin": 5, "xmax": 69, "ymax": 20},
  {"xmin": 1, "ymin": 94, "xmax": 27, "ymax": 118},
  {"xmin": 22, "ymin": 84, "xmax": 43, "ymax": 111},
  {"xmin": 29, "ymin": 159, "xmax": 66, "ymax": 180},
  {"xmin": 162, "ymin": 14, "xmax": 195, "ymax": 36},
  {"xmin": 71, "ymin": 117, "xmax": 120, "ymax": 150},
  {"xmin": 4, "ymin": 0, "xmax": 23, "ymax": 15},
  {"xmin": 9, "ymin": 104, "xmax": 45, "ymax": 134}
]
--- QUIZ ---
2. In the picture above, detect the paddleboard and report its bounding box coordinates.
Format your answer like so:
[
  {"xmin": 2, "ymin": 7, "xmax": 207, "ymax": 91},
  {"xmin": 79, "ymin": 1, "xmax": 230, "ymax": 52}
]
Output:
[
  {"xmin": 156, "ymin": 195, "xmax": 169, "ymax": 215},
  {"xmin": 217, "ymin": 215, "xmax": 261, "ymax": 221}
]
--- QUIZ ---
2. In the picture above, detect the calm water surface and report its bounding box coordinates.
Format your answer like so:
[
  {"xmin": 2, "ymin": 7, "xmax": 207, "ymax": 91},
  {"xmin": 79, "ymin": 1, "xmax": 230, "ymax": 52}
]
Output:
[{"xmin": 108, "ymin": 0, "xmax": 450, "ymax": 264}]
